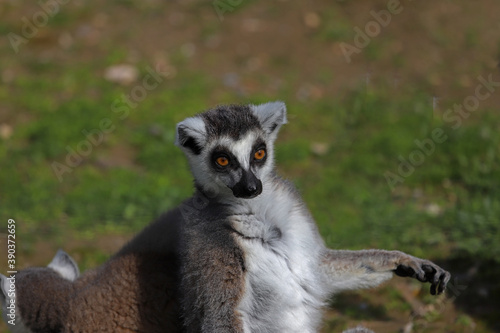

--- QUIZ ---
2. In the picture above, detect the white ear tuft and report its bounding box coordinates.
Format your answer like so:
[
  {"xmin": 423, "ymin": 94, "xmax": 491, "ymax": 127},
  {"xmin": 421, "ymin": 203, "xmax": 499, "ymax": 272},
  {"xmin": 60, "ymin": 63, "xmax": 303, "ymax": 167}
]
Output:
[
  {"xmin": 0, "ymin": 274, "xmax": 10, "ymax": 302},
  {"xmin": 175, "ymin": 116, "xmax": 206, "ymax": 155},
  {"xmin": 249, "ymin": 101, "xmax": 287, "ymax": 136},
  {"xmin": 48, "ymin": 250, "xmax": 80, "ymax": 281}
]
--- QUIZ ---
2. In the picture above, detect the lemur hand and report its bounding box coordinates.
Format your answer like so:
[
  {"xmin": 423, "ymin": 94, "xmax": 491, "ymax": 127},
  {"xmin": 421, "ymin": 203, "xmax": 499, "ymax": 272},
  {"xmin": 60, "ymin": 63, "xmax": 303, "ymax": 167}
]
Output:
[{"xmin": 394, "ymin": 254, "xmax": 451, "ymax": 295}]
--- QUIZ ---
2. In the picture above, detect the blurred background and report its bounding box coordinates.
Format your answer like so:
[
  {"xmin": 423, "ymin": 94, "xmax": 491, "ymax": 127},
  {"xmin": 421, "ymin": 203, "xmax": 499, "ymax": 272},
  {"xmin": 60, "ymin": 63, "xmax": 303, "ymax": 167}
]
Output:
[{"xmin": 1, "ymin": 0, "xmax": 499, "ymax": 332}]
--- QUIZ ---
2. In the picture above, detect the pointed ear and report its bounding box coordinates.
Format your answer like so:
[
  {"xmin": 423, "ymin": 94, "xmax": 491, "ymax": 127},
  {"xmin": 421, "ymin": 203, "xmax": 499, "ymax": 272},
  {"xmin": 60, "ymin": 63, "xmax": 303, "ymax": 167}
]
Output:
[
  {"xmin": 0, "ymin": 274, "xmax": 9, "ymax": 303},
  {"xmin": 175, "ymin": 116, "xmax": 206, "ymax": 155},
  {"xmin": 48, "ymin": 250, "xmax": 80, "ymax": 281},
  {"xmin": 250, "ymin": 101, "xmax": 287, "ymax": 137}
]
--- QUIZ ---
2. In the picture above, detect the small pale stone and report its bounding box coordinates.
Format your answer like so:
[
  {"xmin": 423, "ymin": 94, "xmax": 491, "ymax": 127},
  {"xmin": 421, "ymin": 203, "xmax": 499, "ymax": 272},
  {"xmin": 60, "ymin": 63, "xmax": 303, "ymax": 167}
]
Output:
[
  {"xmin": 104, "ymin": 64, "xmax": 139, "ymax": 85},
  {"xmin": 425, "ymin": 203, "xmax": 442, "ymax": 217},
  {"xmin": 0, "ymin": 124, "xmax": 13, "ymax": 139},
  {"xmin": 311, "ymin": 142, "xmax": 329, "ymax": 156},
  {"xmin": 304, "ymin": 12, "xmax": 321, "ymax": 28}
]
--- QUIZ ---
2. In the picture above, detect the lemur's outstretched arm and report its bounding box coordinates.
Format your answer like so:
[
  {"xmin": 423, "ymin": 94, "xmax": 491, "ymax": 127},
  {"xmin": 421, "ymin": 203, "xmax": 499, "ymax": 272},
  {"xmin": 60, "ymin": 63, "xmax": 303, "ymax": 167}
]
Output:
[{"xmin": 320, "ymin": 249, "xmax": 450, "ymax": 295}]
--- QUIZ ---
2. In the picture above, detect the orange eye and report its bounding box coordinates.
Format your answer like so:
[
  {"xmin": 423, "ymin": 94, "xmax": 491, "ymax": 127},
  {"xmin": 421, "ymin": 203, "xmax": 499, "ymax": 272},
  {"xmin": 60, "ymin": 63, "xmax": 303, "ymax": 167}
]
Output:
[
  {"xmin": 254, "ymin": 149, "xmax": 266, "ymax": 160},
  {"xmin": 216, "ymin": 156, "xmax": 229, "ymax": 167}
]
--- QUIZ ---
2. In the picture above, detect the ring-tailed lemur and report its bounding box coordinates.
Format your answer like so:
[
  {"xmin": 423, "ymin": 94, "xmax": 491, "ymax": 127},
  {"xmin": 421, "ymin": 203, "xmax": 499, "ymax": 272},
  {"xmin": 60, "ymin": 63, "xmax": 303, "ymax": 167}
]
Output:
[{"xmin": 174, "ymin": 101, "xmax": 450, "ymax": 332}]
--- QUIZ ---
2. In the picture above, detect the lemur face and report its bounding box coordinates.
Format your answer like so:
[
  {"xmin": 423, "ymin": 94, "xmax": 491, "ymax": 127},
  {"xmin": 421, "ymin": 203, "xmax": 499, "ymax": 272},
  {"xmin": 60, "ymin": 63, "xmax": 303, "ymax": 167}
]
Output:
[
  {"xmin": 207, "ymin": 131, "xmax": 266, "ymax": 199},
  {"xmin": 175, "ymin": 102, "xmax": 287, "ymax": 199}
]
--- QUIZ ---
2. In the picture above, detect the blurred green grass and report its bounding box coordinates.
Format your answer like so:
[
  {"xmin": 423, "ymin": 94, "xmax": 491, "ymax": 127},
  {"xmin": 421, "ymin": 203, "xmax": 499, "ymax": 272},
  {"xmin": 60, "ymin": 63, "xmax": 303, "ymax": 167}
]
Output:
[
  {"xmin": 2, "ymin": 63, "xmax": 499, "ymax": 262},
  {"xmin": 1, "ymin": 54, "xmax": 498, "ymax": 333},
  {"xmin": 1, "ymin": 0, "xmax": 499, "ymax": 332}
]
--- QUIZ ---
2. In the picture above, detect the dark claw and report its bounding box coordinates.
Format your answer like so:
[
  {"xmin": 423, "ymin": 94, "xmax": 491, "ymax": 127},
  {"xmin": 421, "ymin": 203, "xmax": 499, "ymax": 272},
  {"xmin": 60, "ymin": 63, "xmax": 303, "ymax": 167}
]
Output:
[
  {"xmin": 430, "ymin": 284, "xmax": 437, "ymax": 295},
  {"xmin": 395, "ymin": 259, "xmax": 450, "ymax": 295},
  {"xmin": 437, "ymin": 269, "xmax": 451, "ymax": 295}
]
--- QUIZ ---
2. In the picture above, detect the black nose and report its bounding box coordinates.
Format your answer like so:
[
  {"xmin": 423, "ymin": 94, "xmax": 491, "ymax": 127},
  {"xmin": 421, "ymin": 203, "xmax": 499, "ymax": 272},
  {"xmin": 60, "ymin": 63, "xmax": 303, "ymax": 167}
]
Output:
[{"xmin": 231, "ymin": 170, "xmax": 262, "ymax": 199}]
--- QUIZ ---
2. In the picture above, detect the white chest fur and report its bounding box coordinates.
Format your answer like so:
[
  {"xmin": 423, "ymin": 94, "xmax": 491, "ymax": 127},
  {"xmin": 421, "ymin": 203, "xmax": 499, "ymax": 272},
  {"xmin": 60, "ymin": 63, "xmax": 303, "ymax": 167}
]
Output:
[{"xmin": 229, "ymin": 189, "xmax": 327, "ymax": 333}]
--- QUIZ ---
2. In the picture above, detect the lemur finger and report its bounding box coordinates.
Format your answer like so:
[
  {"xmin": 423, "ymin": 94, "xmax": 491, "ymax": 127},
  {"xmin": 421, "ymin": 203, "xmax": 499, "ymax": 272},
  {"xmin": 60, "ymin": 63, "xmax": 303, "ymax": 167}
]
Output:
[
  {"xmin": 422, "ymin": 264, "xmax": 438, "ymax": 283},
  {"xmin": 395, "ymin": 262, "xmax": 426, "ymax": 281},
  {"xmin": 430, "ymin": 276, "xmax": 441, "ymax": 295},
  {"xmin": 437, "ymin": 270, "xmax": 451, "ymax": 294},
  {"xmin": 394, "ymin": 265, "xmax": 415, "ymax": 278},
  {"xmin": 413, "ymin": 264, "xmax": 427, "ymax": 282},
  {"xmin": 430, "ymin": 283, "xmax": 438, "ymax": 295},
  {"xmin": 430, "ymin": 268, "xmax": 451, "ymax": 295}
]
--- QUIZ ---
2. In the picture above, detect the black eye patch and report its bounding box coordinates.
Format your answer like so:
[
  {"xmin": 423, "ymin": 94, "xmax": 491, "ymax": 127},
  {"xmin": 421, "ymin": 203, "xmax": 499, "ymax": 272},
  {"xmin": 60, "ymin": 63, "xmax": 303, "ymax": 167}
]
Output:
[
  {"xmin": 210, "ymin": 146, "xmax": 240, "ymax": 171},
  {"xmin": 251, "ymin": 139, "xmax": 267, "ymax": 165}
]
